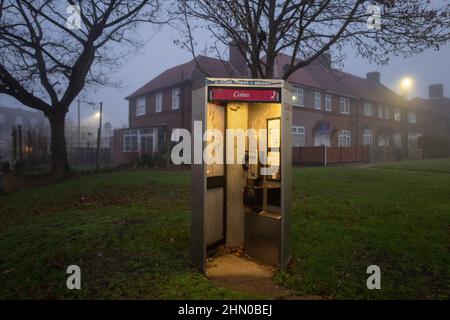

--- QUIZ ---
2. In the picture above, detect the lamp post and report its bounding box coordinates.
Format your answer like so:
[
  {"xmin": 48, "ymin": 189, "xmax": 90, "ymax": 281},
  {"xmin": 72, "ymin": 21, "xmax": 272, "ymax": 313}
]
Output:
[
  {"xmin": 96, "ymin": 102, "xmax": 103, "ymax": 173},
  {"xmin": 77, "ymin": 99, "xmax": 81, "ymax": 148}
]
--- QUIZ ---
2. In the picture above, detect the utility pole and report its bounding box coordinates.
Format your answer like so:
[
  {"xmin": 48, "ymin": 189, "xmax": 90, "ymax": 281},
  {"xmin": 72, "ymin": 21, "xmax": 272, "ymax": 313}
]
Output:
[
  {"xmin": 18, "ymin": 125, "xmax": 23, "ymax": 162},
  {"xmin": 96, "ymin": 102, "xmax": 103, "ymax": 173},
  {"xmin": 11, "ymin": 127, "xmax": 17, "ymax": 175}
]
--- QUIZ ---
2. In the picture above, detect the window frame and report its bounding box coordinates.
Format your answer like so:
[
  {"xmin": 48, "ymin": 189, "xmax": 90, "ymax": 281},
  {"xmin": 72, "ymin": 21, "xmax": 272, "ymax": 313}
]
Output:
[
  {"xmin": 325, "ymin": 94, "xmax": 332, "ymax": 111},
  {"xmin": 135, "ymin": 97, "xmax": 146, "ymax": 116},
  {"xmin": 292, "ymin": 87, "xmax": 304, "ymax": 107},
  {"xmin": 338, "ymin": 129, "xmax": 351, "ymax": 147},
  {"xmin": 123, "ymin": 129, "xmax": 139, "ymax": 153},
  {"xmin": 340, "ymin": 97, "xmax": 350, "ymax": 114},
  {"xmin": 292, "ymin": 126, "xmax": 306, "ymax": 147},
  {"xmin": 364, "ymin": 102, "xmax": 373, "ymax": 117},
  {"xmin": 172, "ymin": 88, "xmax": 181, "ymax": 110},
  {"xmin": 155, "ymin": 93, "xmax": 163, "ymax": 113},
  {"xmin": 408, "ymin": 111, "xmax": 417, "ymax": 124},
  {"xmin": 314, "ymin": 92, "xmax": 321, "ymax": 110},
  {"xmin": 408, "ymin": 132, "xmax": 420, "ymax": 148},
  {"xmin": 363, "ymin": 129, "xmax": 373, "ymax": 146}
]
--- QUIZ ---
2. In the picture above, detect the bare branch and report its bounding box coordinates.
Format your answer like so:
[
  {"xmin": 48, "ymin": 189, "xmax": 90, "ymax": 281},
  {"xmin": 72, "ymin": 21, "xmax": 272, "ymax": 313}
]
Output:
[{"xmin": 176, "ymin": 0, "xmax": 450, "ymax": 79}]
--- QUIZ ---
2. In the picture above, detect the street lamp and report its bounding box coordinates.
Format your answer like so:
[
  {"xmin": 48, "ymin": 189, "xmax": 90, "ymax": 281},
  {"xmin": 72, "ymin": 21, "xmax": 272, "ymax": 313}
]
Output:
[
  {"xmin": 400, "ymin": 77, "xmax": 413, "ymax": 99},
  {"xmin": 86, "ymin": 102, "xmax": 103, "ymax": 173},
  {"xmin": 95, "ymin": 102, "xmax": 103, "ymax": 174}
]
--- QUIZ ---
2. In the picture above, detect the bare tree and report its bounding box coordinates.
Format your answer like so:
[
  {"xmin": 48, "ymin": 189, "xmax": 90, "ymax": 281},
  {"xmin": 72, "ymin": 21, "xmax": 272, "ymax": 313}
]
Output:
[
  {"xmin": 177, "ymin": 0, "xmax": 450, "ymax": 79},
  {"xmin": 0, "ymin": 0, "xmax": 164, "ymax": 177}
]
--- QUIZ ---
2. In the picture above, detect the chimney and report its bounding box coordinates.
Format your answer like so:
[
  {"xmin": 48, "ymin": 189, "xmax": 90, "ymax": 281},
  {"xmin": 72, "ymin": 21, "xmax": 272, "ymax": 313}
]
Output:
[
  {"xmin": 428, "ymin": 83, "xmax": 444, "ymax": 99},
  {"xmin": 229, "ymin": 40, "xmax": 248, "ymax": 76},
  {"xmin": 317, "ymin": 52, "xmax": 332, "ymax": 68},
  {"xmin": 366, "ymin": 71, "xmax": 380, "ymax": 84}
]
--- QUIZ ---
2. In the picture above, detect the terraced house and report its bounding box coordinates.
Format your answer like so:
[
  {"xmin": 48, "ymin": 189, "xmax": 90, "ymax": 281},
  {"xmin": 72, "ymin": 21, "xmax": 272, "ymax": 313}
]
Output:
[{"xmin": 112, "ymin": 44, "xmax": 443, "ymax": 165}]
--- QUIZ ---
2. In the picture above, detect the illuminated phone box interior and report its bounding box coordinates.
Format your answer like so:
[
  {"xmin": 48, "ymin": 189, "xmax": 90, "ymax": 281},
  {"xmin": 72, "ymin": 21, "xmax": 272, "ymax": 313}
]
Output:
[{"xmin": 191, "ymin": 78, "xmax": 292, "ymax": 272}]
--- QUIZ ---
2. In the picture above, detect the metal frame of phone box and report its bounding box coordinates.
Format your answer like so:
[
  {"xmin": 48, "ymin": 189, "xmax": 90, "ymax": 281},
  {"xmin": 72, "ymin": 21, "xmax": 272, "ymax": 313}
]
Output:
[{"xmin": 191, "ymin": 78, "xmax": 292, "ymax": 274}]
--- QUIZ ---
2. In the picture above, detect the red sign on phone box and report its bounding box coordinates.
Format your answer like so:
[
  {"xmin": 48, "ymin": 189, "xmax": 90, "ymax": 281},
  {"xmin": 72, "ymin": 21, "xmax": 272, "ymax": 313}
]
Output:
[{"xmin": 209, "ymin": 88, "xmax": 280, "ymax": 102}]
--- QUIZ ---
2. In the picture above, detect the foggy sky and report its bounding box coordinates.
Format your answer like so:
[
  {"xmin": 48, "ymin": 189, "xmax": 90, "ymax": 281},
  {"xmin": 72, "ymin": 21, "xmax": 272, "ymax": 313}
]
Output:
[{"xmin": 1, "ymin": 23, "xmax": 449, "ymax": 129}]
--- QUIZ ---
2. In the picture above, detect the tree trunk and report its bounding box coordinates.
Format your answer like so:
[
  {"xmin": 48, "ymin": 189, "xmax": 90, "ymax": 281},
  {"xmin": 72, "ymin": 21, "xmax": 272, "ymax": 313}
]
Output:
[
  {"xmin": 264, "ymin": 52, "xmax": 275, "ymax": 79},
  {"xmin": 48, "ymin": 112, "xmax": 70, "ymax": 178}
]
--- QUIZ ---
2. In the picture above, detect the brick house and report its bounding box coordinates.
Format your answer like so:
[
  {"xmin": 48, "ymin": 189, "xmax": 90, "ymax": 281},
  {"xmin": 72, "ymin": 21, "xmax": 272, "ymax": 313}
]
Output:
[
  {"xmin": 410, "ymin": 84, "xmax": 450, "ymax": 141},
  {"xmin": 111, "ymin": 56, "xmax": 240, "ymax": 165},
  {"xmin": 272, "ymin": 53, "xmax": 414, "ymax": 151},
  {"xmin": 112, "ymin": 46, "xmax": 436, "ymax": 165},
  {"xmin": 409, "ymin": 84, "xmax": 450, "ymax": 157}
]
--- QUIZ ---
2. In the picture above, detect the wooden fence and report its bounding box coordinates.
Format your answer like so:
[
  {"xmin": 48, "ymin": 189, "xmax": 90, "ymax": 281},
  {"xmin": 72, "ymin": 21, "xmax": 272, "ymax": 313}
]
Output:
[{"xmin": 293, "ymin": 146, "xmax": 370, "ymax": 166}]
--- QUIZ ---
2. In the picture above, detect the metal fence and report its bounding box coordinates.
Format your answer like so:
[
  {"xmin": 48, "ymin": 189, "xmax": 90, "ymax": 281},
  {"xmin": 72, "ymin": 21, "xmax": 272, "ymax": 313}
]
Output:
[{"xmin": 1, "ymin": 125, "xmax": 113, "ymax": 173}]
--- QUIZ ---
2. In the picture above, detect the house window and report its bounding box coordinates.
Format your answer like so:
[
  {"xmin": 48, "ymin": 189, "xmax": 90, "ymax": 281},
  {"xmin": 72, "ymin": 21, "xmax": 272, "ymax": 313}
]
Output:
[
  {"xmin": 136, "ymin": 97, "xmax": 145, "ymax": 116},
  {"xmin": 292, "ymin": 126, "xmax": 306, "ymax": 147},
  {"xmin": 340, "ymin": 97, "xmax": 350, "ymax": 114},
  {"xmin": 394, "ymin": 107, "xmax": 401, "ymax": 121},
  {"xmin": 292, "ymin": 87, "xmax": 304, "ymax": 107},
  {"xmin": 394, "ymin": 133, "xmax": 402, "ymax": 148},
  {"xmin": 378, "ymin": 104, "xmax": 384, "ymax": 118},
  {"xmin": 155, "ymin": 93, "xmax": 162, "ymax": 113},
  {"xmin": 0, "ymin": 113, "xmax": 5, "ymax": 124},
  {"xmin": 124, "ymin": 128, "xmax": 158, "ymax": 153},
  {"xmin": 172, "ymin": 88, "xmax": 181, "ymax": 110},
  {"xmin": 338, "ymin": 130, "xmax": 351, "ymax": 147},
  {"xmin": 325, "ymin": 94, "xmax": 332, "ymax": 111},
  {"xmin": 314, "ymin": 92, "xmax": 321, "ymax": 110},
  {"xmin": 363, "ymin": 129, "xmax": 373, "ymax": 146},
  {"xmin": 16, "ymin": 116, "xmax": 23, "ymax": 125},
  {"xmin": 364, "ymin": 102, "xmax": 373, "ymax": 116},
  {"xmin": 124, "ymin": 130, "xmax": 138, "ymax": 152},
  {"xmin": 384, "ymin": 105, "xmax": 390, "ymax": 120},
  {"xmin": 409, "ymin": 111, "xmax": 417, "ymax": 124},
  {"xmin": 139, "ymin": 130, "xmax": 154, "ymax": 154},
  {"xmin": 408, "ymin": 132, "xmax": 420, "ymax": 148}
]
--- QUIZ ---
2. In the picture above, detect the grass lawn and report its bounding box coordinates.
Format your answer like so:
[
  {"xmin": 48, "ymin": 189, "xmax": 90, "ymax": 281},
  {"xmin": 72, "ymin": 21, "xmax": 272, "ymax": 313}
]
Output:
[{"xmin": 1, "ymin": 159, "xmax": 449, "ymax": 299}]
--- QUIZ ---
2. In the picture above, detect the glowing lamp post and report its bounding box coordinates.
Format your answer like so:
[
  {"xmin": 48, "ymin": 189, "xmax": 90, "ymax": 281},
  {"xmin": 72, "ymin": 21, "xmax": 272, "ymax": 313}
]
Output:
[
  {"xmin": 400, "ymin": 77, "xmax": 413, "ymax": 99},
  {"xmin": 95, "ymin": 103, "xmax": 103, "ymax": 173}
]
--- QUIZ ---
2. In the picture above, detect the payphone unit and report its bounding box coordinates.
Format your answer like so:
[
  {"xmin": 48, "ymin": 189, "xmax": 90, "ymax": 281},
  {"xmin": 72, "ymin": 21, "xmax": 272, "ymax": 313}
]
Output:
[{"xmin": 191, "ymin": 78, "xmax": 292, "ymax": 273}]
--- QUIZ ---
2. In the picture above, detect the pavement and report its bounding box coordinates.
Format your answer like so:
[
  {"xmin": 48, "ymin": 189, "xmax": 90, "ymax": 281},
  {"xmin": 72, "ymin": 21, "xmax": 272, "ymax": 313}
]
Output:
[{"xmin": 206, "ymin": 254, "xmax": 292, "ymax": 298}]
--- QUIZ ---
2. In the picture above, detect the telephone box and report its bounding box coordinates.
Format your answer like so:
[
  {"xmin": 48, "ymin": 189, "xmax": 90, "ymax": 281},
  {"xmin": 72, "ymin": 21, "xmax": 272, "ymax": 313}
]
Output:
[{"xmin": 191, "ymin": 78, "xmax": 292, "ymax": 273}]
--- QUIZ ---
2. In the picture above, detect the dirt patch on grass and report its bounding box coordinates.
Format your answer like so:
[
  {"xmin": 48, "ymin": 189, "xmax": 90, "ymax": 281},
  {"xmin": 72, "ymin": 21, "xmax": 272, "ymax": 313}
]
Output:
[{"xmin": 206, "ymin": 254, "xmax": 324, "ymax": 300}]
